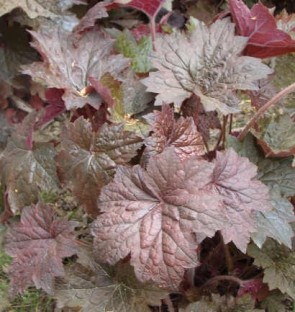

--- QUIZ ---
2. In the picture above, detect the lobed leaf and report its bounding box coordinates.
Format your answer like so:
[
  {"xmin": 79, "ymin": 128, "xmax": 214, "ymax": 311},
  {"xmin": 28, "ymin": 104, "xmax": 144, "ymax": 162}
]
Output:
[
  {"xmin": 4, "ymin": 203, "xmax": 79, "ymax": 295},
  {"xmin": 248, "ymin": 240, "xmax": 295, "ymax": 299},
  {"xmin": 92, "ymin": 147, "xmax": 271, "ymax": 288},
  {"xmin": 55, "ymin": 262, "xmax": 168, "ymax": 312},
  {"xmin": 142, "ymin": 18, "xmax": 272, "ymax": 113},
  {"xmin": 209, "ymin": 149, "xmax": 271, "ymax": 252},
  {"xmin": 0, "ymin": 114, "xmax": 60, "ymax": 214},
  {"xmin": 144, "ymin": 104, "xmax": 205, "ymax": 161},
  {"xmin": 23, "ymin": 27, "xmax": 129, "ymax": 110},
  {"xmin": 57, "ymin": 117, "xmax": 143, "ymax": 216}
]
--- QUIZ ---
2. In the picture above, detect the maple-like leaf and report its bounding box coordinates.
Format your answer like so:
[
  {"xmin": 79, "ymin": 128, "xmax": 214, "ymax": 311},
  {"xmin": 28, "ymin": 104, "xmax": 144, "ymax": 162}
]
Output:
[
  {"xmin": 144, "ymin": 104, "xmax": 205, "ymax": 161},
  {"xmin": 91, "ymin": 148, "xmax": 226, "ymax": 289},
  {"xmin": 0, "ymin": 113, "xmax": 60, "ymax": 214},
  {"xmin": 142, "ymin": 18, "xmax": 272, "ymax": 113},
  {"xmin": 0, "ymin": 0, "xmax": 84, "ymax": 19},
  {"xmin": 228, "ymin": 0, "xmax": 295, "ymax": 58},
  {"xmin": 248, "ymin": 239, "xmax": 295, "ymax": 299},
  {"xmin": 23, "ymin": 27, "xmax": 129, "ymax": 110},
  {"xmin": 56, "ymin": 117, "xmax": 143, "ymax": 216},
  {"xmin": 4, "ymin": 202, "xmax": 79, "ymax": 295},
  {"xmin": 227, "ymin": 134, "xmax": 295, "ymax": 248},
  {"xmin": 55, "ymin": 262, "xmax": 168, "ymax": 312},
  {"xmin": 209, "ymin": 149, "xmax": 271, "ymax": 252}
]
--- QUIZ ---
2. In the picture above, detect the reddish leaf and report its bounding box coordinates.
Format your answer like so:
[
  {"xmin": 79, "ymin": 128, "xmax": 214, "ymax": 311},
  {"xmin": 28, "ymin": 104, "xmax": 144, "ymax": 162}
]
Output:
[
  {"xmin": 57, "ymin": 117, "xmax": 142, "ymax": 216},
  {"xmin": 36, "ymin": 88, "xmax": 66, "ymax": 128},
  {"xmin": 73, "ymin": 1, "xmax": 112, "ymax": 34},
  {"xmin": 209, "ymin": 149, "xmax": 271, "ymax": 252},
  {"xmin": 4, "ymin": 203, "xmax": 79, "ymax": 295},
  {"xmin": 91, "ymin": 148, "xmax": 226, "ymax": 289},
  {"xmin": 23, "ymin": 28, "xmax": 129, "ymax": 110},
  {"xmin": 238, "ymin": 279, "xmax": 267, "ymax": 300},
  {"xmin": 117, "ymin": 0, "xmax": 165, "ymax": 20},
  {"xmin": 229, "ymin": 0, "xmax": 295, "ymax": 58},
  {"xmin": 144, "ymin": 104, "xmax": 205, "ymax": 161},
  {"xmin": 0, "ymin": 113, "xmax": 60, "ymax": 214}
]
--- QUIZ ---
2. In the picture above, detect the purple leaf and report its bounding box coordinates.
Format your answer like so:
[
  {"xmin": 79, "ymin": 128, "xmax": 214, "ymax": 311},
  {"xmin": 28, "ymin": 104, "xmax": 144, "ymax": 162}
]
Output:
[
  {"xmin": 144, "ymin": 104, "xmax": 205, "ymax": 161},
  {"xmin": 91, "ymin": 148, "xmax": 226, "ymax": 289},
  {"xmin": 56, "ymin": 117, "xmax": 143, "ymax": 216},
  {"xmin": 4, "ymin": 203, "xmax": 79, "ymax": 295}
]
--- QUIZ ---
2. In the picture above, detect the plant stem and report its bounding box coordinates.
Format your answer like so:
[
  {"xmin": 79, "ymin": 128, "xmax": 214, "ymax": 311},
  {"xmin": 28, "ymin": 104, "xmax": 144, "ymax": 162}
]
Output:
[
  {"xmin": 150, "ymin": 18, "xmax": 157, "ymax": 51},
  {"xmin": 214, "ymin": 115, "xmax": 228, "ymax": 151},
  {"xmin": 202, "ymin": 275, "xmax": 243, "ymax": 289},
  {"xmin": 238, "ymin": 81, "xmax": 295, "ymax": 141},
  {"xmin": 163, "ymin": 296, "xmax": 175, "ymax": 312}
]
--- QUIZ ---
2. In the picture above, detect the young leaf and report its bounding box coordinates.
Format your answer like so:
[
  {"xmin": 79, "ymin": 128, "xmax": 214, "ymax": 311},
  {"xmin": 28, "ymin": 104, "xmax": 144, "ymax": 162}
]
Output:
[
  {"xmin": 55, "ymin": 262, "xmax": 168, "ymax": 312},
  {"xmin": 92, "ymin": 72, "xmax": 152, "ymax": 137},
  {"xmin": 210, "ymin": 149, "xmax": 271, "ymax": 252},
  {"xmin": 91, "ymin": 148, "xmax": 226, "ymax": 289},
  {"xmin": 57, "ymin": 117, "xmax": 143, "ymax": 216},
  {"xmin": 0, "ymin": 114, "xmax": 59, "ymax": 214},
  {"xmin": 144, "ymin": 104, "xmax": 205, "ymax": 161},
  {"xmin": 114, "ymin": 29, "xmax": 152, "ymax": 73},
  {"xmin": 4, "ymin": 202, "xmax": 79, "ymax": 295},
  {"xmin": 228, "ymin": 0, "xmax": 295, "ymax": 58},
  {"xmin": 142, "ymin": 18, "xmax": 272, "ymax": 113},
  {"xmin": 23, "ymin": 27, "xmax": 129, "ymax": 110},
  {"xmin": 248, "ymin": 240, "xmax": 295, "ymax": 299}
]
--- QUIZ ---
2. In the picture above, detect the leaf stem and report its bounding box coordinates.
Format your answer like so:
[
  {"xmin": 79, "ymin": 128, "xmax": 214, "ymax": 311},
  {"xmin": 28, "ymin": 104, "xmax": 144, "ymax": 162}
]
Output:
[
  {"xmin": 218, "ymin": 231, "xmax": 233, "ymax": 273},
  {"xmin": 238, "ymin": 81, "xmax": 295, "ymax": 141},
  {"xmin": 150, "ymin": 18, "xmax": 157, "ymax": 51}
]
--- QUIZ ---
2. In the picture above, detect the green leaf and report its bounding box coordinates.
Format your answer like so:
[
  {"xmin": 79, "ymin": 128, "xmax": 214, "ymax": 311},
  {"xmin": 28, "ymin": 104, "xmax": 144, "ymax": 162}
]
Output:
[
  {"xmin": 115, "ymin": 29, "xmax": 152, "ymax": 73},
  {"xmin": 248, "ymin": 240, "xmax": 295, "ymax": 299},
  {"xmin": 227, "ymin": 134, "xmax": 295, "ymax": 248},
  {"xmin": 257, "ymin": 157, "xmax": 295, "ymax": 198},
  {"xmin": 226, "ymin": 134, "xmax": 261, "ymax": 164},
  {"xmin": 260, "ymin": 290, "xmax": 289, "ymax": 312},
  {"xmin": 100, "ymin": 73, "xmax": 151, "ymax": 137},
  {"xmin": 253, "ymin": 113, "xmax": 295, "ymax": 157},
  {"xmin": 252, "ymin": 191, "xmax": 295, "ymax": 248}
]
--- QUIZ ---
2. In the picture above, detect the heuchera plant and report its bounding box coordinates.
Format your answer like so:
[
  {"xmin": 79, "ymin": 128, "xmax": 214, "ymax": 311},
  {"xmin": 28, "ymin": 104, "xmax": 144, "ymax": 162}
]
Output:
[{"xmin": 1, "ymin": 0, "xmax": 295, "ymax": 310}]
